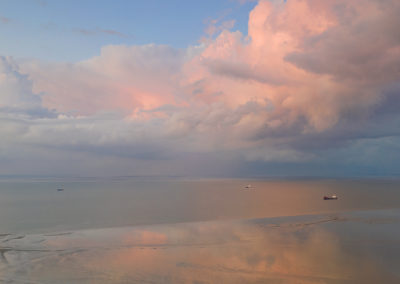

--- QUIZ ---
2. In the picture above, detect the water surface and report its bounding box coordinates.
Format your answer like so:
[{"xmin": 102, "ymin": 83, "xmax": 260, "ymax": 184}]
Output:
[
  {"xmin": 1, "ymin": 209, "xmax": 399, "ymax": 283},
  {"xmin": 0, "ymin": 178, "xmax": 399, "ymax": 233}
]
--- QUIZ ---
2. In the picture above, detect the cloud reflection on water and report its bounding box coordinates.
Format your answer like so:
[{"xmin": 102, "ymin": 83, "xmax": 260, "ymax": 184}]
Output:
[{"xmin": 1, "ymin": 211, "xmax": 399, "ymax": 283}]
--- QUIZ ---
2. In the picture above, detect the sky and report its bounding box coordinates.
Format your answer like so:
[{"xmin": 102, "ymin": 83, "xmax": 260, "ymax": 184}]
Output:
[{"xmin": 0, "ymin": 0, "xmax": 400, "ymax": 178}]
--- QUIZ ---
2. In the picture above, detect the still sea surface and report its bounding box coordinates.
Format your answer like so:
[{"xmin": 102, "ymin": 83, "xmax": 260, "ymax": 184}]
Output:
[{"xmin": 0, "ymin": 178, "xmax": 399, "ymax": 234}]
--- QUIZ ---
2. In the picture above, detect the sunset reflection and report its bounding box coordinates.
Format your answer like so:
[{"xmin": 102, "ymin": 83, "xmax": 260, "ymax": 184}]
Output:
[{"xmin": 2, "ymin": 210, "xmax": 399, "ymax": 283}]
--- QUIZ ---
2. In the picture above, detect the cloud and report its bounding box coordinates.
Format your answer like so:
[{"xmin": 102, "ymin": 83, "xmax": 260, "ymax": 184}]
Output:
[
  {"xmin": 0, "ymin": 16, "xmax": 11, "ymax": 24},
  {"xmin": 204, "ymin": 19, "xmax": 236, "ymax": 37},
  {"xmin": 74, "ymin": 27, "xmax": 132, "ymax": 39},
  {"xmin": 1, "ymin": 0, "xmax": 400, "ymax": 176},
  {"xmin": 235, "ymin": 0, "xmax": 258, "ymax": 4},
  {"xmin": 285, "ymin": 1, "xmax": 400, "ymax": 83},
  {"xmin": 22, "ymin": 44, "xmax": 185, "ymax": 115},
  {"xmin": 0, "ymin": 56, "xmax": 52, "ymax": 117}
]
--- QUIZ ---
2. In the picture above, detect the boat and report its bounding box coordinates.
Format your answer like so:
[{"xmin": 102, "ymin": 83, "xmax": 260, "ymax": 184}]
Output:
[
  {"xmin": 57, "ymin": 188, "xmax": 64, "ymax": 192},
  {"xmin": 323, "ymin": 194, "xmax": 337, "ymax": 200},
  {"xmin": 244, "ymin": 184, "xmax": 252, "ymax": 189}
]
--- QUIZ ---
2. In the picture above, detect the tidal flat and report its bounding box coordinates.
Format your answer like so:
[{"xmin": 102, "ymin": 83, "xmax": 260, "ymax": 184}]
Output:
[{"xmin": 1, "ymin": 209, "xmax": 399, "ymax": 283}]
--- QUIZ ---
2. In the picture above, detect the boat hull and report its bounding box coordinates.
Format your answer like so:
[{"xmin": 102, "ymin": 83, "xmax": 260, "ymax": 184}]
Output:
[{"xmin": 323, "ymin": 196, "xmax": 337, "ymax": 200}]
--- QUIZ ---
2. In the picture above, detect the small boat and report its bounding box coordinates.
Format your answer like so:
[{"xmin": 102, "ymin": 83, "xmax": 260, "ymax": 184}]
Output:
[
  {"xmin": 244, "ymin": 184, "xmax": 252, "ymax": 189},
  {"xmin": 323, "ymin": 194, "xmax": 337, "ymax": 200},
  {"xmin": 57, "ymin": 188, "xmax": 64, "ymax": 192}
]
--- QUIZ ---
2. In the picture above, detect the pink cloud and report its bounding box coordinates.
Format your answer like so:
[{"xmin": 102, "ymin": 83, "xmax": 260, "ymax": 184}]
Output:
[
  {"xmin": 15, "ymin": 0, "xmax": 400, "ymax": 165},
  {"xmin": 22, "ymin": 44, "xmax": 183, "ymax": 115},
  {"xmin": 184, "ymin": 0, "xmax": 399, "ymax": 131}
]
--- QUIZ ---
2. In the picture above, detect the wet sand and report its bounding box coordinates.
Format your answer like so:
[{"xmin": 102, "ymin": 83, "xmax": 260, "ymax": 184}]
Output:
[{"xmin": 1, "ymin": 209, "xmax": 399, "ymax": 283}]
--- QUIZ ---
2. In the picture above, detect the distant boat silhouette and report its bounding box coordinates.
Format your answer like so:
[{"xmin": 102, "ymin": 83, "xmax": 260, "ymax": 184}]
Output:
[
  {"xmin": 57, "ymin": 188, "xmax": 64, "ymax": 192},
  {"xmin": 244, "ymin": 184, "xmax": 252, "ymax": 189},
  {"xmin": 323, "ymin": 194, "xmax": 337, "ymax": 200}
]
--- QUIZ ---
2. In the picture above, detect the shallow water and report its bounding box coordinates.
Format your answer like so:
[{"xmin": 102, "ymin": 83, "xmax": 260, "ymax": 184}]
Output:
[
  {"xmin": 0, "ymin": 178, "xmax": 400, "ymax": 234},
  {"xmin": 1, "ymin": 209, "xmax": 399, "ymax": 283}
]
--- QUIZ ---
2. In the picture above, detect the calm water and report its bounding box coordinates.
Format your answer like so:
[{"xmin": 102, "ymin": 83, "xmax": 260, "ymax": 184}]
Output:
[
  {"xmin": 0, "ymin": 178, "xmax": 399, "ymax": 234},
  {"xmin": 1, "ymin": 178, "xmax": 400, "ymax": 283},
  {"xmin": 1, "ymin": 209, "xmax": 400, "ymax": 283}
]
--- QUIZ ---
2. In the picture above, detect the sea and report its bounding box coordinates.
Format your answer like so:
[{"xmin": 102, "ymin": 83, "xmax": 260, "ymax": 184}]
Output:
[{"xmin": 0, "ymin": 178, "xmax": 399, "ymax": 283}]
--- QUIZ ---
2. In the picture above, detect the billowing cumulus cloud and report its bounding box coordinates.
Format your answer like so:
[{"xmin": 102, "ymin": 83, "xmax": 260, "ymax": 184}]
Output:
[
  {"xmin": 1, "ymin": 0, "xmax": 400, "ymax": 176},
  {"xmin": 0, "ymin": 57, "xmax": 42, "ymax": 111},
  {"xmin": 22, "ymin": 44, "xmax": 186, "ymax": 115}
]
